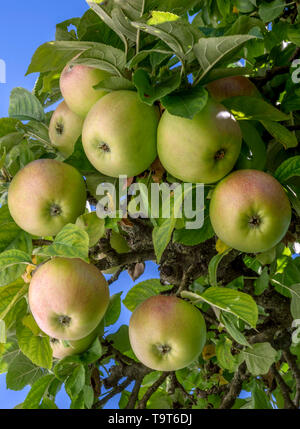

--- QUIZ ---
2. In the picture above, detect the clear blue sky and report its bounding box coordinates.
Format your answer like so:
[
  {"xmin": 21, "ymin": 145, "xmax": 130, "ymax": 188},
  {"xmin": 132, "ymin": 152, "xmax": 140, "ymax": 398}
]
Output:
[{"xmin": 0, "ymin": 0, "xmax": 160, "ymax": 409}]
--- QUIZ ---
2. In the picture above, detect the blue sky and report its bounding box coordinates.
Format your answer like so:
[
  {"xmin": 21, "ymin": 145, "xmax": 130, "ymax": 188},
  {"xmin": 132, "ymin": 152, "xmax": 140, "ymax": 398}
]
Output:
[{"xmin": 0, "ymin": 0, "xmax": 161, "ymax": 409}]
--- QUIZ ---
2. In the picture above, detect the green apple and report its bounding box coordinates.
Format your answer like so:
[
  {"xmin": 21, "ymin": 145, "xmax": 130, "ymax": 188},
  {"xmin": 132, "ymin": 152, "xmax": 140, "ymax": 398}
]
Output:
[
  {"xmin": 206, "ymin": 76, "xmax": 260, "ymax": 102},
  {"xmin": 51, "ymin": 319, "xmax": 104, "ymax": 360},
  {"xmin": 82, "ymin": 90, "xmax": 159, "ymax": 178},
  {"xmin": 209, "ymin": 170, "xmax": 292, "ymax": 253},
  {"xmin": 8, "ymin": 159, "xmax": 87, "ymax": 237},
  {"xmin": 129, "ymin": 295, "xmax": 206, "ymax": 371},
  {"xmin": 76, "ymin": 212, "xmax": 105, "ymax": 247},
  {"xmin": 29, "ymin": 257, "xmax": 109, "ymax": 341},
  {"xmin": 157, "ymin": 100, "xmax": 242, "ymax": 183},
  {"xmin": 60, "ymin": 63, "xmax": 110, "ymax": 118},
  {"xmin": 49, "ymin": 101, "xmax": 84, "ymax": 157}
]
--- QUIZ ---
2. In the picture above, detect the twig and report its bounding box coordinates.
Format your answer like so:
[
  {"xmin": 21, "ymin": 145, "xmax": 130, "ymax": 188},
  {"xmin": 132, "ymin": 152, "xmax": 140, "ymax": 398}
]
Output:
[
  {"xmin": 283, "ymin": 349, "xmax": 300, "ymax": 408},
  {"xmin": 270, "ymin": 364, "xmax": 297, "ymax": 409},
  {"xmin": 93, "ymin": 378, "xmax": 132, "ymax": 409},
  {"xmin": 219, "ymin": 362, "xmax": 247, "ymax": 409},
  {"xmin": 32, "ymin": 239, "xmax": 53, "ymax": 246},
  {"xmin": 137, "ymin": 372, "xmax": 169, "ymax": 409},
  {"xmin": 125, "ymin": 377, "xmax": 143, "ymax": 409},
  {"xmin": 107, "ymin": 265, "xmax": 126, "ymax": 285}
]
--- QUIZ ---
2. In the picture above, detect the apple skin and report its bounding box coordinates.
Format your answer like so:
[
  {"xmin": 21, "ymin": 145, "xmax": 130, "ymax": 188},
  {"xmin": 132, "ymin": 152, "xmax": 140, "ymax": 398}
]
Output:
[
  {"xmin": 82, "ymin": 91, "xmax": 159, "ymax": 178},
  {"xmin": 206, "ymin": 76, "xmax": 259, "ymax": 102},
  {"xmin": 129, "ymin": 295, "xmax": 206, "ymax": 371},
  {"xmin": 29, "ymin": 257, "xmax": 109, "ymax": 341},
  {"xmin": 60, "ymin": 63, "xmax": 110, "ymax": 118},
  {"xmin": 51, "ymin": 320, "xmax": 104, "ymax": 360},
  {"xmin": 157, "ymin": 100, "xmax": 242, "ymax": 183},
  {"xmin": 49, "ymin": 101, "xmax": 84, "ymax": 157},
  {"xmin": 8, "ymin": 159, "xmax": 87, "ymax": 237},
  {"xmin": 209, "ymin": 170, "xmax": 292, "ymax": 253}
]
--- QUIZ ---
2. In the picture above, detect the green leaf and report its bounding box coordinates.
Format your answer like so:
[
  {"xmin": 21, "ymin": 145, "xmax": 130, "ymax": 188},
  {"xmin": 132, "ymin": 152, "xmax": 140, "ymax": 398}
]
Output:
[
  {"xmin": 220, "ymin": 312, "xmax": 250, "ymax": 347},
  {"xmin": 223, "ymin": 96, "xmax": 289, "ymax": 121},
  {"xmin": 107, "ymin": 325, "xmax": 131, "ymax": 354},
  {"xmin": 173, "ymin": 213, "xmax": 215, "ymax": 246},
  {"xmin": 0, "ymin": 337, "xmax": 20, "ymax": 374},
  {"xmin": 254, "ymin": 267, "xmax": 269, "ymax": 296},
  {"xmin": 80, "ymin": 337, "xmax": 102, "ymax": 364},
  {"xmin": 0, "ymin": 205, "xmax": 32, "ymax": 253},
  {"xmin": 123, "ymin": 279, "xmax": 173, "ymax": 312},
  {"xmin": 42, "ymin": 224, "xmax": 89, "ymax": 261},
  {"xmin": 9, "ymin": 88, "xmax": 45, "ymax": 122},
  {"xmin": 161, "ymin": 85, "xmax": 208, "ymax": 119},
  {"xmin": 39, "ymin": 398, "xmax": 58, "ymax": 409},
  {"xmin": 0, "ymin": 249, "xmax": 32, "ymax": 287},
  {"xmin": 6, "ymin": 352, "xmax": 44, "ymax": 391},
  {"xmin": 16, "ymin": 323, "xmax": 52, "ymax": 369},
  {"xmin": 53, "ymin": 355, "xmax": 81, "ymax": 381},
  {"xmin": 71, "ymin": 44, "xmax": 127, "ymax": 77},
  {"xmin": 76, "ymin": 212, "xmax": 105, "ymax": 247},
  {"xmin": 26, "ymin": 41, "xmax": 97, "ymax": 75},
  {"xmin": 251, "ymin": 382, "xmax": 273, "ymax": 409},
  {"xmin": 261, "ymin": 121, "xmax": 298, "ymax": 149},
  {"xmin": 274, "ymin": 156, "xmax": 300, "ymax": 183},
  {"xmin": 242, "ymin": 342, "xmax": 277, "ymax": 376},
  {"xmin": 237, "ymin": 121, "xmax": 267, "ymax": 171},
  {"xmin": 132, "ymin": 17, "xmax": 202, "ymax": 61},
  {"xmin": 23, "ymin": 374, "xmax": 55, "ymax": 409},
  {"xmin": 182, "ymin": 287, "xmax": 258, "ymax": 328},
  {"xmin": 64, "ymin": 137, "xmax": 97, "ymax": 175},
  {"xmin": 258, "ymin": 0, "xmax": 285, "ymax": 23},
  {"xmin": 0, "ymin": 118, "xmax": 21, "ymax": 138},
  {"xmin": 0, "ymin": 320, "xmax": 5, "ymax": 343},
  {"xmin": 93, "ymin": 76, "xmax": 134, "ymax": 91},
  {"xmin": 0, "ymin": 279, "xmax": 28, "ymax": 322},
  {"xmin": 208, "ymin": 248, "xmax": 232, "ymax": 288},
  {"xmin": 216, "ymin": 338, "xmax": 242, "ymax": 372},
  {"xmin": 55, "ymin": 18, "xmax": 80, "ymax": 41},
  {"xmin": 133, "ymin": 69, "xmax": 181, "ymax": 106},
  {"xmin": 65, "ymin": 364, "xmax": 85, "ymax": 399},
  {"xmin": 83, "ymin": 385, "xmax": 94, "ymax": 409},
  {"xmin": 194, "ymin": 35, "xmax": 256, "ymax": 82},
  {"xmin": 290, "ymin": 284, "xmax": 300, "ymax": 319},
  {"xmin": 105, "ymin": 293, "xmax": 122, "ymax": 326}
]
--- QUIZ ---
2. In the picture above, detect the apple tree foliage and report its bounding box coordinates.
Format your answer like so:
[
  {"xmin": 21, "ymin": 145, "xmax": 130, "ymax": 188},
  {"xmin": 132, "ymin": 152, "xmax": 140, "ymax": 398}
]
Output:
[{"xmin": 0, "ymin": 0, "xmax": 300, "ymax": 410}]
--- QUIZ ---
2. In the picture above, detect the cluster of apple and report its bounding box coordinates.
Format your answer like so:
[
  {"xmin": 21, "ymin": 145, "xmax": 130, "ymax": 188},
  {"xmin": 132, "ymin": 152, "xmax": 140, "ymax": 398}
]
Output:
[
  {"xmin": 50, "ymin": 62, "xmax": 291, "ymax": 255},
  {"xmin": 5, "ymin": 62, "xmax": 292, "ymax": 368}
]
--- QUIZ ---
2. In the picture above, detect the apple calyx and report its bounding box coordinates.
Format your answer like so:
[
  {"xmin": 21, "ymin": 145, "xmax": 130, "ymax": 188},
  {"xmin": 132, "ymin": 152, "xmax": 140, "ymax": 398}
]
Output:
[
  {"xmin": 50, "ymin": 204, "xmax": 62, "ymax": 217},
  {"xmin": 156, "ymin": 343, "xmax": 172, "ymax": 355},
  {"xmin": 99, "ymin": 142, "xmax": 111, "ymax": 153},
  {"xmin": 55, "ymin": 122, "xmax": 64, "ymax": 136},
  {"xmin": 248, "ymin": 215, "xmax": 262, "ymax": 228},
  {"xmin": 214, "ymin": 149, "xmax": 226, "ymax": 160},
  {"xmin": 58, "ymin": 315, "xmax": 72, "ymax": 327}
]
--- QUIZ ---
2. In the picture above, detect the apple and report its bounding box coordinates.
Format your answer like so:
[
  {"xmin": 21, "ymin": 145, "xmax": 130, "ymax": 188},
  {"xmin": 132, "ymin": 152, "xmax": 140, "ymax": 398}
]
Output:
[
  {"xmin": 51, "ymin": 320, "xmax": 104, "ymax": 360},
  {"xmin": 209, "ymin": 170, "xmax": 292, "ymax": 253},
  {"xmin": 8, "ymin": 159, "xmax": 87, "ymax": 237},
  {"xmin": 49, "ymin": 101, "xmax": 84, "ymax": 157},
  {"xmin": 82, "ymin": 90, "xmax": 159, "ymax": 178},
  {"xmin": 60, "ymin": 63, "xmax": 110, "ymax": 118},
  {"xmin": 129, "ymin": 295, "xmax": 206, "ymax": 371},
  {"xmin": 29, "ymin": 257, "xmax": 109, "ymax": 341},
  {"xmin": 206, "ymin": 76, "xmax": 259, "ymax": 102},
  {"xmin": 157, "ymin": 100, "xmax": 242, "ymax": 183}
]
